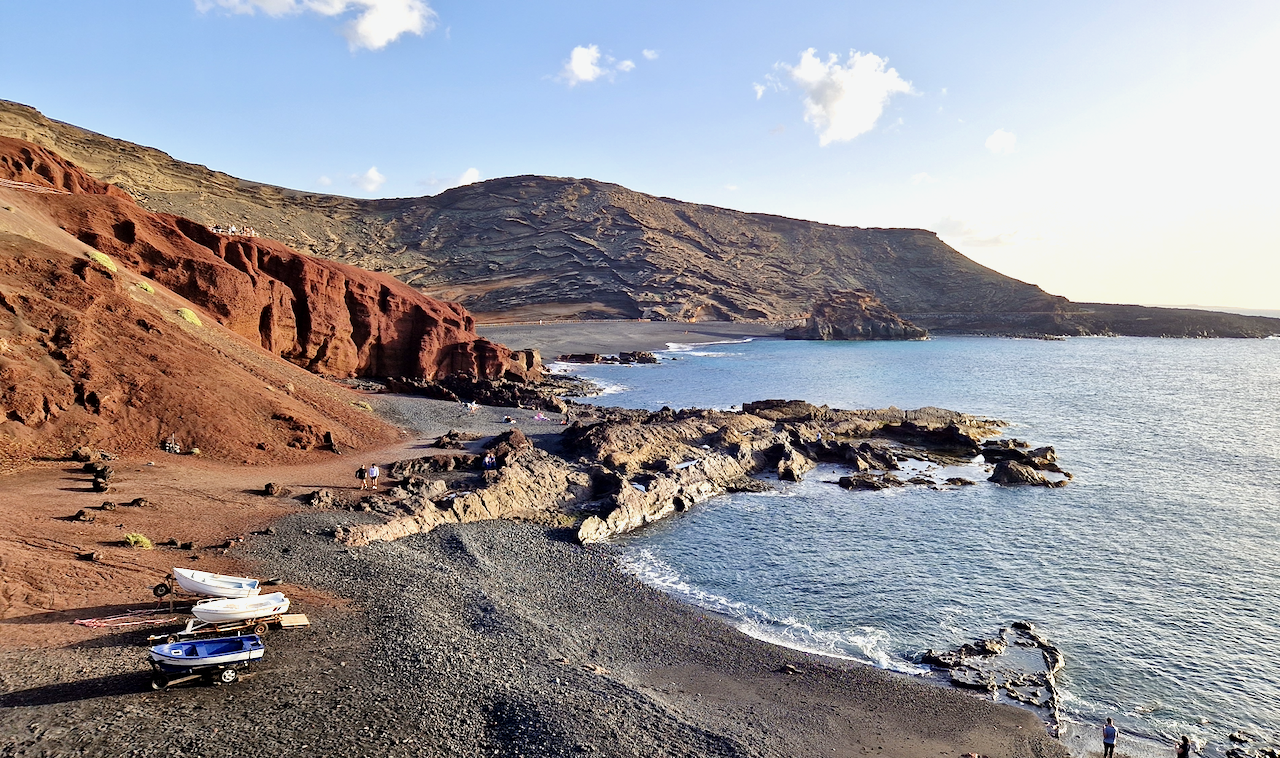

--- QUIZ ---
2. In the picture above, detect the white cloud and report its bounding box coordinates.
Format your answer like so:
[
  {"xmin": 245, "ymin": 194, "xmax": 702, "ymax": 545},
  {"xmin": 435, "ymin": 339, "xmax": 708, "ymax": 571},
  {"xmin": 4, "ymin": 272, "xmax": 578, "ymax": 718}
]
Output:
[
  {"xmin": 561, "ymin": 44, "xmax": 606, "ymax": 86},
  {"xmin": 911, "ymin": 172, "xmax": 939, "ymax": 185},
  {"xmin": 317, "ymin": 175, "xmax": 332, "ymax": 186},
  {"xmin": 558, "ymin": 44, "xmax": 646, "ymax": 86},
  {"xmin": 934, "ymin": 216, "xmax": 1019, "ymax": 247},
  {"xmin": 778, "ymin": 48, "xmax": 913, "ymax": 146},
  {"xmin": 725, "ymin": 184, "xmax": 739, "ymax": 191},
  {"xmin": 642, "ymin": 49, "xmax": 659, "ymax": 60},
  {"xmin": 986, "ymin": 128, "xmax": 1017, "ymax": 155},
  {"xmin": 420, "ymin": 167, "xmax": 482, "ymax": 193},
  {"xmin": 195, "ymin": 0, "xmax": 436, "ymax": 51},
  {"xmin": 352, "ymin": 166, "xmax": 386, "ymax": 192},
  {"xmin": 752, "ymin": 73, "xmax": 784, "ymax": 100}
]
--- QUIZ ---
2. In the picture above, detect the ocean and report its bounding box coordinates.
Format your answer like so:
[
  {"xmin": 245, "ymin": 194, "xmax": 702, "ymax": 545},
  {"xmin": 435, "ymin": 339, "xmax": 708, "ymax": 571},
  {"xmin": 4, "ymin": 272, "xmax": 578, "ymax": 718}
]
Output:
[{"xmin": 560, "ymin": 335, "xmax": 1280, "ymax": 756}]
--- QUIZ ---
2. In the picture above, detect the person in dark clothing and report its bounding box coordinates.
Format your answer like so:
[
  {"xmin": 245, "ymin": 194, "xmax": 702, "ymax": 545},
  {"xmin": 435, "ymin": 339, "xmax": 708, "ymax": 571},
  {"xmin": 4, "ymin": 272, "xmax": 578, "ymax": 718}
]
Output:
[
  {"xmin": 1176, "ymin": 736, "xmax": 1191, "ymax": 758},
  {"xmin": 1102, "ymin": 718, "xmax": 1118, "ymax": 758}
]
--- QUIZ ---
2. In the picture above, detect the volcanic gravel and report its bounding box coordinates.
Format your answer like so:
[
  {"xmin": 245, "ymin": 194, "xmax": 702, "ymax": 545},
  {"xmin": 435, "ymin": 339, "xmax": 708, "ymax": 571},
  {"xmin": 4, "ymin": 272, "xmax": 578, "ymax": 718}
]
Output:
[{"xmin": 0, "ymin": 509, "xmax": 1065, "ymax": 758}]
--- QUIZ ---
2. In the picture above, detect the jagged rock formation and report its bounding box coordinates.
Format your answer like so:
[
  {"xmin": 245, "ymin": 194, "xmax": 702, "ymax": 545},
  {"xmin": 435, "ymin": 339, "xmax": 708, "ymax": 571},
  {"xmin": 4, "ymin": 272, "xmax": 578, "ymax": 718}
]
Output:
[
  {"xmin": 5, "ymin": 101, "xmax": 1275, "ymax": 337},
  {"xmin": 921, "ymin": 621, "xmax": 1066, "ymax": 734},
  {"xmin": 0, "ymin": 136, "xmax": 539, "ymax": 382},
  {"xmin": 785, "ymin": 289, "xmax": 928, "ymax": 341},
  {"xmin": 326, "ymin": 400, "xmax": 1044, "ymax": 548}
]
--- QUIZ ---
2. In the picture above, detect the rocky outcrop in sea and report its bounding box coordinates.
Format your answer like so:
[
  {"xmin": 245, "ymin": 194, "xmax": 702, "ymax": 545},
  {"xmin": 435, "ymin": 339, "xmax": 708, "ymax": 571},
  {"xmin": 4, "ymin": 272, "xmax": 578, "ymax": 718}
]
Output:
[
  {"xmin": 785, "ymin": 289, "xmax": 929, "ymax": 341},
  {"xmin": 320, "ymin": 399, "xmax": 1071, "ymax": 548}
]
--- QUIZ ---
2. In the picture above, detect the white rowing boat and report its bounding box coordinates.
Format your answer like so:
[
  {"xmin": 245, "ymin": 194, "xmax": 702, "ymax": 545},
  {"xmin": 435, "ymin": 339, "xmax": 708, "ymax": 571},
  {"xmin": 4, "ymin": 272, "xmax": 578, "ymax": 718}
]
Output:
[
  {"xmin": 172, "ymin": 567, "xmax": 261, "ymax": 598},
  {"xmin": 191, "ymin": 592, "xmax": 290, "ymax": 624}
]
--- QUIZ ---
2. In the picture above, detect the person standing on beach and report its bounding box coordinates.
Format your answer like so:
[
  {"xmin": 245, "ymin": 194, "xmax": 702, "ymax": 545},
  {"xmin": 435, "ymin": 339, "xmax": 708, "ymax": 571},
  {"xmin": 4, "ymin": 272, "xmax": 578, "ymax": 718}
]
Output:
[
  {"xmin": 1176, "ymin": 736, "xmax": 1192, "ymax": 758},
  {"xmin": 368, "ymin": 463, "xmax": 380, "ymax": 490},
  {"xmin": 1102, "ymin": 718, "xmax": 1118, "ymax": 758}
]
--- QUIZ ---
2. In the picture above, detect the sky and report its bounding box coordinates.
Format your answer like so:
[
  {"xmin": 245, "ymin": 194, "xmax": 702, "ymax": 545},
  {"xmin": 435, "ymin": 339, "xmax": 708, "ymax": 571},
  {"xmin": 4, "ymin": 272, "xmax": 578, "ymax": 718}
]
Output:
[{"xmin": 3, "ymin": 0, "xmax": 1279, "ymax": 310}]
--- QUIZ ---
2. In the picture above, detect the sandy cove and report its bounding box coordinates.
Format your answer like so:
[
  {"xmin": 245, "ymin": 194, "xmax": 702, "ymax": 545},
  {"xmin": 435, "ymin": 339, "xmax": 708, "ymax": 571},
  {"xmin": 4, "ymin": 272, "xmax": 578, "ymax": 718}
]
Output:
[{"xmin": 0, "ymin": 324, "xmax": 1067, "ymax": 758}]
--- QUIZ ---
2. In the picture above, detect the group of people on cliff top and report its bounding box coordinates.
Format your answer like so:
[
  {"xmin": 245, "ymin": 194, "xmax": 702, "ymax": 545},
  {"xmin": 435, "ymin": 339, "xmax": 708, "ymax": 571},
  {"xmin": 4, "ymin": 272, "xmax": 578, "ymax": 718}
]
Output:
[
  {"xmin": 207, "ymin": 223, "xmax": 258, "ymax": 237},
  {"xmin": 1102, "ymin": 718, "xmax": 1193, "ymax": 757}
]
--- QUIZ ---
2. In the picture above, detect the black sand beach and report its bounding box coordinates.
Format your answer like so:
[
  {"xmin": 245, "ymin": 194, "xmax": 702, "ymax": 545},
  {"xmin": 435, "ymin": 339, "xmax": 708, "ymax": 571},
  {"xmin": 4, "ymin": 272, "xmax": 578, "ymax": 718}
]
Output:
[{"xmin": 1, "ymin": 517, "xmax": 1065, "ymax": 757}]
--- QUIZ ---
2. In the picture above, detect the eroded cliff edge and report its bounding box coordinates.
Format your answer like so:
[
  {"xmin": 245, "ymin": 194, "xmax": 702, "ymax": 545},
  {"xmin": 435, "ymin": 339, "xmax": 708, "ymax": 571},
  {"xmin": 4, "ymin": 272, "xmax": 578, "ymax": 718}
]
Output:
[{"xmin": 0, "ymin": 137, "xmax": 538, "ymax": 463}]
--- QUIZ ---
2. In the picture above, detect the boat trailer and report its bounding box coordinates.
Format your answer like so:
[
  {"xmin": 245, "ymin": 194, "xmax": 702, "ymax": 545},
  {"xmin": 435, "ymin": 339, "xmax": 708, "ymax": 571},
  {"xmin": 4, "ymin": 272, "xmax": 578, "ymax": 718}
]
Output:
[
  {"xmin": 146, "ymin": 612, "xmax": 309, "ymax": 643},
  {"xmin": 148, "ymin": 657, "xmax": 254, "ymax": 691}
]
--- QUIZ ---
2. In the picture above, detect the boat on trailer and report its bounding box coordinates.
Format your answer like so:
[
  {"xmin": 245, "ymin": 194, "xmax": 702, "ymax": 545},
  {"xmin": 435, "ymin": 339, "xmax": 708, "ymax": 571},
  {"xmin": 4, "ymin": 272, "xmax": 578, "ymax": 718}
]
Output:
[
  {"xmin": 150, "ymin": 634, "xmax": 265, "ymax": 668},
  {"xmin": 147, "ymin": 634, "xmax": 265, "ymax": 690},
  {"xmin": 192, "ymin": 592, "xmax": 289, "ymax": 624},
  {"xmin": 171, "ymin": 567, "xmax": 261, "ymax": 598}
]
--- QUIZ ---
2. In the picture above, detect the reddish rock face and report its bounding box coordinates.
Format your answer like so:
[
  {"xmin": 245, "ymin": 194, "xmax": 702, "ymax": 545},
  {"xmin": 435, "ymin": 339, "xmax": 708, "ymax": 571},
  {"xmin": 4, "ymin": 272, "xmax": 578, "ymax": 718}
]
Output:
[{"xmin": 0, "ymin": 136, "xmax": 540, "ymax": 382}]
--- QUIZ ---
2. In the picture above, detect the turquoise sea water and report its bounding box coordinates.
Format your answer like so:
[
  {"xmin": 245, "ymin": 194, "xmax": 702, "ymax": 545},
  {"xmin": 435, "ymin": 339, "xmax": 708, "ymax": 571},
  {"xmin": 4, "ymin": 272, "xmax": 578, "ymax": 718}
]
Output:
[{"xmin": 563, "ymin": 336, "xmax": 1280, "ymax": 754}]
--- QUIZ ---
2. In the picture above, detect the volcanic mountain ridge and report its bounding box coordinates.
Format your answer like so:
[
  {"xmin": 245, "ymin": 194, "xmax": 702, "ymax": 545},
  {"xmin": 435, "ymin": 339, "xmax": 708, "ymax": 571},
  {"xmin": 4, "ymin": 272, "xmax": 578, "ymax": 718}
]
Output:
[{"xmin": 2, "ymin": 100, "xmax": 1277, "ymax": 338}]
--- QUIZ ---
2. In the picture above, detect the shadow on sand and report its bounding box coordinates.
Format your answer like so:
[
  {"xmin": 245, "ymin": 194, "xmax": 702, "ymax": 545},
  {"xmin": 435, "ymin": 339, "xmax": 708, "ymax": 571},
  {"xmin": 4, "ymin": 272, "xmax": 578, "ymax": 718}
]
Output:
[{"xmin": 0, "ymin": 671, "xmax": 151, "ymax": 707}]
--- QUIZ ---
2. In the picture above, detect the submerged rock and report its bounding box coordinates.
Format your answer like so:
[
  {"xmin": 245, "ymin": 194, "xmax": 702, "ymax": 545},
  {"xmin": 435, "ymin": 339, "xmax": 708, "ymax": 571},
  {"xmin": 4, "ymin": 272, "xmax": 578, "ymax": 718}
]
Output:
[{"xmin": 921, "ymin": 621, "xmax": 1066, "ymax": 734}]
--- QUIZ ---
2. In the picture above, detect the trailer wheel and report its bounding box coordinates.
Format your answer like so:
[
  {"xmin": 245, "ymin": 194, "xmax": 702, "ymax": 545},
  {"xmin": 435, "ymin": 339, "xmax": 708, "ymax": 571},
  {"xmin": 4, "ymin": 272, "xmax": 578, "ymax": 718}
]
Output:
[
  {"xmin": 153, "ymin": 583, "xmax": 171, "ymax": 598},
  {"xmin": 166, "ymin": 635, "xmax": 178, "ymax": 644},
  {"xmin": 218, "ymin": 668, "xmax": 238, "ymax": 684},
  {"xmin": 252, "ymin": 623, "xmax": 268, "ymax": 635},
  {"xmin": 150, "ymin": 676, "xmax": 167, "ymax": 691}
]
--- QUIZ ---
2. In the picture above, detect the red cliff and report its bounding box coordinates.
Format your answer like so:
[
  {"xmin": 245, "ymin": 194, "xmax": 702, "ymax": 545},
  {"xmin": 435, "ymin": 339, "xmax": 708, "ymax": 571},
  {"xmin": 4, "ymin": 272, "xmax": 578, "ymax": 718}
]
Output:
[{"xmin": 0, "ymin": 137, "xmax": 539, "ymax": 383}]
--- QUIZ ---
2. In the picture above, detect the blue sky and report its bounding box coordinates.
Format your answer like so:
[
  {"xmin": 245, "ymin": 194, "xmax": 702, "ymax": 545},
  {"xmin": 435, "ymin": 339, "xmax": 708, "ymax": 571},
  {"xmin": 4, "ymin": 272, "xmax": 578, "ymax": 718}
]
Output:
[{"xmin": 4, "ymin": 0, "xmax": 1279, "ymax": 309}]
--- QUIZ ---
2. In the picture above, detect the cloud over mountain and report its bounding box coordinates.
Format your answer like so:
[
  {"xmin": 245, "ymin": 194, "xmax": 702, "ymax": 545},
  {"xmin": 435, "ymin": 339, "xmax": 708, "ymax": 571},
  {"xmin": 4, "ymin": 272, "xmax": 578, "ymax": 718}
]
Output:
[
  {"xmin": 195, "ymin": 0, "xmax": 436, "ymax": 50},
  {"xmin": 778, "ymin": 49, "xmax": 913, "ymax": 146}
]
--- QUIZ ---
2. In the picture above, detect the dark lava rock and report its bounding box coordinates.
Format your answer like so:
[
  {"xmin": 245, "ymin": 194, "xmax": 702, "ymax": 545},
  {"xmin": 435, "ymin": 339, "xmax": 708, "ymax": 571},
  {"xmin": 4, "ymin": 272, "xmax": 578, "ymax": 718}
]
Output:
[
  {"xmin": 785, "ymin": 289, "xmax": 928, "ymax": 341},
  {"xmin": 989, "ymin": 460, "xmax": 1055, "ymax": 486},
  {"xmin": 944, "ymin": 477, "xmax": 976, "ymax": 486}
]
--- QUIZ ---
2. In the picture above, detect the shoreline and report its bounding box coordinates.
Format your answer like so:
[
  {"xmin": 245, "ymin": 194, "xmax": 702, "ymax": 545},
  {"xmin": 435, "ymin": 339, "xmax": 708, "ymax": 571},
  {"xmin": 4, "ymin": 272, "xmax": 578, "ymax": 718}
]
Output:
[
  {"xmin": 0, "ymin": 389, "xmax": 1070, "ymax": 757},
  {"xmin": 478, "ymin": 321, "xmax": 786, "ymax": 356}
]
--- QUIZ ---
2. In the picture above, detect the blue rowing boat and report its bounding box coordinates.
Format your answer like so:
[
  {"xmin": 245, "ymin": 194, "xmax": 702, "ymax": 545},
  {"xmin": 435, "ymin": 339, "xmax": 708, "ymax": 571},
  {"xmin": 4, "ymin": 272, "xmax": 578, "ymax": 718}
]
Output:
[{"xmin": 149, "ymin": 634, "xmax": 265, "ymax": 669}]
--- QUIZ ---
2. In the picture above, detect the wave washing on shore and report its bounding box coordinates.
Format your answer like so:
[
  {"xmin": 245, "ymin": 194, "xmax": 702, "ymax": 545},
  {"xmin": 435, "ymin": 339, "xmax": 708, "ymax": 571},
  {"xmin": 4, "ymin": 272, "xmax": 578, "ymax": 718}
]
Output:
[{"xmin": 566, "ymin": 336, "xmax": 1280, "ymax": 757}]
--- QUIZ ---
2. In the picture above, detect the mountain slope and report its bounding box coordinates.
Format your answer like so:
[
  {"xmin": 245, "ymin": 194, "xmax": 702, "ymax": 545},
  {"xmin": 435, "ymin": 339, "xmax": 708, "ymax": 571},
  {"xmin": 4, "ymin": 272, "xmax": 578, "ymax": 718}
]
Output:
[
  {"xmin": 3, "ymin": 100, "xmax": 1277, "ymax": 337},
  {"xmin": 0, "ymin": 136, "xmax": 535, "ymax": 465},
  {"xmin": 0, "ymin": 188, "xmax": 399, "ymax": 464}
]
